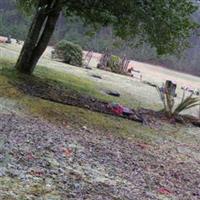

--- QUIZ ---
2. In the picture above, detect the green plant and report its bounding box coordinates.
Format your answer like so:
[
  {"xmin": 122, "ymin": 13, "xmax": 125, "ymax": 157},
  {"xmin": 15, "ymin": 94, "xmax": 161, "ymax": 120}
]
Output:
[
  {"xmin": 107, "ymin": 55, "xmax": 121, "ymax": 73},
  {"xmin": 55, "ymin": 40, "xmax": 83, "ymax": 67},
  {"xmin": 173, "ymin": 95, "xmax": 200, "ymax": 116},
  {"xmin": 156, "ymin": 85, "xmax": 200, "ymax": 117}
]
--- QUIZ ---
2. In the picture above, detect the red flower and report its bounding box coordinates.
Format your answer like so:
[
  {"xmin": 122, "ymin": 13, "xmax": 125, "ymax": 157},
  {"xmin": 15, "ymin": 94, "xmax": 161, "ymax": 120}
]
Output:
[
  {"xmin": 111, "ymin": 105, "xmax": 123, "ymax": 115},
  {"xmin": 158, "ymin": 187, "xmax": 172, "ymax": 195}
]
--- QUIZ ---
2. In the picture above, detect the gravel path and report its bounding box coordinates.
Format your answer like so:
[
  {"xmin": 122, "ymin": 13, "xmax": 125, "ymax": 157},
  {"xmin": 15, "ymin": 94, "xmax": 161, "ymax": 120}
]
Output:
[{"xmin": 0, "ymin": 112, "xmax": 200, "ymax": 200}]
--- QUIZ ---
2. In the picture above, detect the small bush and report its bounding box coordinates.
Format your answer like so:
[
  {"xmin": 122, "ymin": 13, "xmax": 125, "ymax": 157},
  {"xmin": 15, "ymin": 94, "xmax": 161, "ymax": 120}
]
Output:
[
  {"xmin": 55, "ymin": 40, "xmax": 83, "ymax": 67},
  {"xmin": 107, "ymin": 55, "xmax": 121, "ymax": 73},
  {"xmin": 156, "ymin": 84, "xmax": 200, "ymax": 117}
]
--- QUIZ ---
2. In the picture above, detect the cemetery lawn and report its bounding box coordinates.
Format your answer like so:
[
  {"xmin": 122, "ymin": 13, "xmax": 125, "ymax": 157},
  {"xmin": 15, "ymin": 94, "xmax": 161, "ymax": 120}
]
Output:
[{"xmin": 0, "ymin": 43, "xmax": 200, "ymax": 199}]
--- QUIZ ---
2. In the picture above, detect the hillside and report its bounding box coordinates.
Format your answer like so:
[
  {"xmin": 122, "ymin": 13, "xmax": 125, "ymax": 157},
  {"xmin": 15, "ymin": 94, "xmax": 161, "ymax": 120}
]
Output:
[
  {"xmin": 1, "ymin": 40, "xmax": 200, "ymax": 114},
  {"xmin": 0, "ymin": 42, "xmax": 200, "ymax": 199},
  {"xmin": 1, "ymin": 0, "xmax": 200, "ymax": 76}
]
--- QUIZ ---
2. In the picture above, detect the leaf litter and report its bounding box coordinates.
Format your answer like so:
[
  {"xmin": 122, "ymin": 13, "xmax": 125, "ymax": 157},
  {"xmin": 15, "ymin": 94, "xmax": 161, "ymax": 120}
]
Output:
[{"xmin": 0, "ymin": 112, "xmax": 200, "ymax": 199}]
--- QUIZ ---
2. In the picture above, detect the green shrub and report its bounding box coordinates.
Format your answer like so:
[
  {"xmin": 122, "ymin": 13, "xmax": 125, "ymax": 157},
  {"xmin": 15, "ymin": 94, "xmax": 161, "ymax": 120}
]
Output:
[
  {"xmin": 55, "ymin": 40, "xmax": 83, "ymax": 67},
  {"xmin": 156, "ymin": 85, "xmax": 200, "ymax": 117},
  {"xmin": 107, "ymin": 55, "xmax": 121, "ymax": 73}
]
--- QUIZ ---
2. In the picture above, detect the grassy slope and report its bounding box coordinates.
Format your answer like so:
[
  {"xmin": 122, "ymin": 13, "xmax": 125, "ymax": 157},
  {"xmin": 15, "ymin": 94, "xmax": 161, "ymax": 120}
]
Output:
[
  {"xmin": 0, "ymin": 43, "xmax": 200, "ymax": 145},
  {"xmin": 0, "ymin": 57, "xmax": 199, "ymax": 148},
  {"xmin": 0, "ymin": 59, "xmax": 155, "ymax": 142},
  {"xmin": 0, "ymin": 42, "xmax": 200, "ymax": 200},
  {"xmin": 1, "ymin": 43, "xmax": 200, "ymax": 112}
]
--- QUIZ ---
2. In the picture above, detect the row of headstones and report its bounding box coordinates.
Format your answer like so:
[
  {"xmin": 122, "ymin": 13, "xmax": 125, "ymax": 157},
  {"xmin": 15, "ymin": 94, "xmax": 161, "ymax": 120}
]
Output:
[
  {"xmin": 83, "ymin": 51, "xmax": 143, "ymax": 80},
  {"xmin": 0, "ymin": 35, "xmax": 22, "ymax": 44},
  {"xmin": 95, "ymin": 51, "xmax": 130, "ymax": 74}
]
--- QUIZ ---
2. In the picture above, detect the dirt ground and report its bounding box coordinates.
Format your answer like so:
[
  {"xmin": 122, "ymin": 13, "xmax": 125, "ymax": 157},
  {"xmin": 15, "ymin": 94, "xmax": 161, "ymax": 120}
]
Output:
[{"xmin": 0, "ymin": 111, "xmax": 200, "ymax": 200}]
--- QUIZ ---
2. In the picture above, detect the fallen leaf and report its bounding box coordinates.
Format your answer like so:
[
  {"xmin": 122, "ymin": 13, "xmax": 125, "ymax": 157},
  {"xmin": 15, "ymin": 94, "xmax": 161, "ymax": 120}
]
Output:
[
  {"xmin": 63, "ymin": 148, "xmax": 73, "ymax": 157},
  {"xmin": 158, "ymin": 187, "xmax": 172, "ymax": 195},
  {"xmin": 26, "ymin": 152, "xmax": 35, "ymax": 160}
]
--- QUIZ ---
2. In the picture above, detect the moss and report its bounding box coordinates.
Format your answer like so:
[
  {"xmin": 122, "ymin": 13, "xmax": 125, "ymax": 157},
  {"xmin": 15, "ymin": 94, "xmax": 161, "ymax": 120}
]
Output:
[
  {"xmin": 0, "ymin": 177, "xmax": 60, "ymax": 199},
  {"xmin": 0, "ymin": 177, "xmax": 26, "ymax": 199}
]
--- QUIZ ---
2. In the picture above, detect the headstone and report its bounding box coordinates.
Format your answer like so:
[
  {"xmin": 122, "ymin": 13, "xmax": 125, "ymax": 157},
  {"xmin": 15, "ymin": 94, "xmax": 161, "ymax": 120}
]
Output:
[
  {"xmin": 6, "ymin": 35, "xmax": 11, "ymax": 44},
  {"xmin": 91, "ymin": 74, "xmax": 102, "ymax": 79},
  {"xmin": 106, "ymin": 90, "xmax": 120, "ymax": 97},
  {"xmin": 165, "ymin": 80, "xmax": 177, "ymax": 97},
  {"xmin": 51, "ymin": 50, "xmax": 56, "ymax": 59},
  {"xmin": 97, "ymin": 50, "xmax": 111, "ymax": 70},
  {"xmin": 84, "ymin": 51, "xmax": 93, "ymax": 68}
]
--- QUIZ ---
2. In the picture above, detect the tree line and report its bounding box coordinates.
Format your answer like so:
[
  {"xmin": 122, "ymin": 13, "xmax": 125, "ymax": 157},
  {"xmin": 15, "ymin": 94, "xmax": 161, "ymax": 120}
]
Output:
[{"xmin": 0, "ymin": 0, "xmax": 200, "ymax": 76}]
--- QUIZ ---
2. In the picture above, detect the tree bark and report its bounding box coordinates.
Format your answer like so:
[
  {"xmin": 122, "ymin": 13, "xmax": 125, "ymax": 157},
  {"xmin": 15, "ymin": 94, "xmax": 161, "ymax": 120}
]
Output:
[
  {"xmin": 28, "ymin": 8, "xmax": 61, "ymax": 71},
  {"xmin": 15, "ymin": 0, "xmax": 61, "ymax": 74}
]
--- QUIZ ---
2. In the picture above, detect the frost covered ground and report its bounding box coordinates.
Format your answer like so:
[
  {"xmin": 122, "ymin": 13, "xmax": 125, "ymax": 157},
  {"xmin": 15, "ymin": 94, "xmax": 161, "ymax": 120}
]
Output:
[
  {"xmin": 0, "ymin": 42, "xmax": 200, "ymax": 199},
  {"xmin": 0, "ymin": 111, "xmax": 200, "ymax": 200}
]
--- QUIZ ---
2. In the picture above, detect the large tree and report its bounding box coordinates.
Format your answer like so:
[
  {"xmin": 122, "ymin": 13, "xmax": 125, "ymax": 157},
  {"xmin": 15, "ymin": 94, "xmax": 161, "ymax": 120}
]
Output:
[{"xmin": 15, "ymin": 0, "xmax": 198, "ymax": 74}]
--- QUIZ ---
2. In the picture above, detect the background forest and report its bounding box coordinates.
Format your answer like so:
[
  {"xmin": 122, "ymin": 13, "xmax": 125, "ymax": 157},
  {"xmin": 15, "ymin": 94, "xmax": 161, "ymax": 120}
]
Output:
[{"xmin": 0, "ymin": 0, "xmax": 200, "ymax": 76}]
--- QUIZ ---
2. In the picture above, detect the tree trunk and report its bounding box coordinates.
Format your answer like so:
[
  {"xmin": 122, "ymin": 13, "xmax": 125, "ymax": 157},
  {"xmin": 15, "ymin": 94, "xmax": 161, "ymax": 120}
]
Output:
[{"xmin": 15, "ymin": 0, "xmax": 61, "ymax": 74}]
